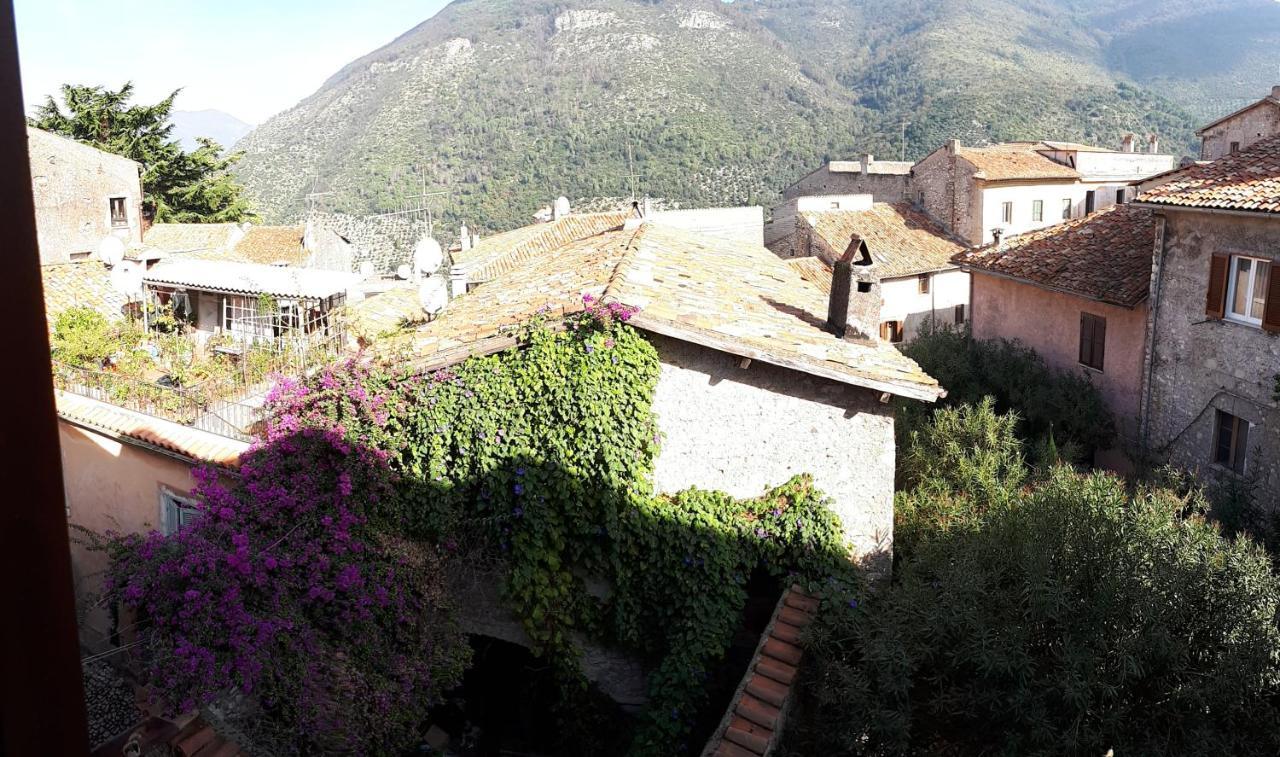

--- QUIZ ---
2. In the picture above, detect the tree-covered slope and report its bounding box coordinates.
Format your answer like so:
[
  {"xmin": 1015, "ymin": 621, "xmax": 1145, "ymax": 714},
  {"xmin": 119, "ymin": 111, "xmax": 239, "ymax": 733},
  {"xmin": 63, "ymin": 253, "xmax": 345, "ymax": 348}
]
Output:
[{"xmin": 234, "ymin": 0, "xmax": 1262, "ymax": 232}]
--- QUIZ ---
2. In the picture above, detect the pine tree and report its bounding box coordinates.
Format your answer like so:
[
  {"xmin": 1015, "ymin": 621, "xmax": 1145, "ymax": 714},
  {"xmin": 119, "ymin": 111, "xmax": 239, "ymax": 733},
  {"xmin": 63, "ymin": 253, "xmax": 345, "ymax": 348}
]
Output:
[{"xmin": 30, "ymin": 82, "xmax": 256, "ymax": 223}]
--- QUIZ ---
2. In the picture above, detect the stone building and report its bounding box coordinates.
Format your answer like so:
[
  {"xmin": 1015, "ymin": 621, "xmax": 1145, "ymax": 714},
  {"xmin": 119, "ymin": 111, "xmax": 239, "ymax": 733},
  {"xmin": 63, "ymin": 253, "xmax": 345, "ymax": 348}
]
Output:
[
  {"xmin": 1134, "ymin": 133, "xmax": 1280, "ymax": 508},
  {"xmin": 395, "ymin": 215, "xmax": 944, "ymax": 566},
  {"xmin": 780, "ymin": 155, "xmax": 912, "ymax": 204},
  {"xmin": 27, "ymin": 127, "xmax": 143, "ymax": 265},
  {"xmin": 770, "ymin": 198, "xmax": 969, "ymax": 344},
  {"xmin": 953, "ymin": 203, "xmax": 1158, "ymax": 469},
  {"xmin": 912, "ymin": 139, "xmax": 1175, "ymax": 246},
  {"xmin": 1197, "ymin": 85, "xmax": 1280, "ymax": 161}
]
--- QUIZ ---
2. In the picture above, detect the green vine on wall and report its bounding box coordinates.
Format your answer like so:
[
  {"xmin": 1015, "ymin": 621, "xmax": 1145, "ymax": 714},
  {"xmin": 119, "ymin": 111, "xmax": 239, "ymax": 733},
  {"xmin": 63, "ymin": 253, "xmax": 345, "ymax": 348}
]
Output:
[{"xmin": 275, "ymin": 299, "xmax": 861, "ymax": 754}]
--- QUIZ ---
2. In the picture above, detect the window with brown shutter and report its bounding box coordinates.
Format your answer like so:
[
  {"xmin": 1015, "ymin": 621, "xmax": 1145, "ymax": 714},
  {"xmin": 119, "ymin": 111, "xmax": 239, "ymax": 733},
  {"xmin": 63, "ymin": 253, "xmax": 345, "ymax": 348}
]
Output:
[
  {"xmin": 1079, "ymin": 312, "xmax": 1106, "ymax": 371},
  {"xmin": 918, "ymin": 274, "xmax": 930, "ymax": 294},
  {"xmin": 1206, "ymin": 253, "xmax": 1230, "ymax": 318},
  {"xmin": 880, "ymin": 320, "xmax": 904, "ymax": 343},
  {"xmin": 1264, "ymin": 262, "xmax": 1280, "ymax": 333},
  {"xmin": 1213, "ymin": 410, "xmax": 1250, "ymax": 474}
]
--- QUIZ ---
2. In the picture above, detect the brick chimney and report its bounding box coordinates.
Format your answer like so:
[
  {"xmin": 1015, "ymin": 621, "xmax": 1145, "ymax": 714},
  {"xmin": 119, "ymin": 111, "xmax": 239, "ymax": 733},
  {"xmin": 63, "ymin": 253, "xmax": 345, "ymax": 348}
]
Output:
[
  {"xmin": 460, "ymin": 223, "xmax": 472, "ymax": 253},
  {"xmin": 861, "ymin": 154, "xmax": 873, "ymax": 175},
  {"xmin": 826, "ymin": 235, "xmax": 876, "ymax": 339},
  {"xmin": 1148, "ymin": 133, "xmax": 1160, "ymax": 154},
  {"xmin": 947, "ymin": 139, "xmax": 961, "ymax": 155},
  {"xmin": 1120, "ymin": 133, "xmax": 1136, "ymax": 153}
]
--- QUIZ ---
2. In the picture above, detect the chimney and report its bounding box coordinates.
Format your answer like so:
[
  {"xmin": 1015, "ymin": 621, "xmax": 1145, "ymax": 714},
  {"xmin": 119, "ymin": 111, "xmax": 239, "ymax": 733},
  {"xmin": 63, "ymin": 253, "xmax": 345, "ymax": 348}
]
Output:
[
  {"xmin": 642, "ymin": 197, "xmax": 653, "ymax": 217},
  {"xmin": 1272, "ymin": 84, "xmax": 1280, "ymax": 100},
  {"xmin": 1147, "ymin": 133, "xmax": 1160, "ymax": 154},
  {"xmin": 1121, "ymin": 133, "xmax": 1136, "ymax": 153},
  {"xmin": 826, "ymin": 235, "xmax": 874, "ymax": 338},
  {"xmin": 947, "ymin": 139, "xmax": 961, "ymax": 155},
  {"xmin": 991, "ymin": 228, "xmax": 1004, "ymax": 248},
  {"xmin": 460, "ymin": 223, "xmax": 472, "ymax": 253},
  {"xmin": 471, "ymin": 233, "xmax": 480, "ymax": 248},
  {"xmin": 861, "ymin": 153, "xmax": 873, "ymax": 175}
]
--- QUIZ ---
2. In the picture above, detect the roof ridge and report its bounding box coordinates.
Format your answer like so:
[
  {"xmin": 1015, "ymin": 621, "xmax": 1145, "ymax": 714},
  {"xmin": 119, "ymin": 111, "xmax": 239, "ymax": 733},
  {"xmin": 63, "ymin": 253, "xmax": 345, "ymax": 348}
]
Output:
[{"xmin": 602, "ymin": 222, "xmax": 651, "ymax": 300}]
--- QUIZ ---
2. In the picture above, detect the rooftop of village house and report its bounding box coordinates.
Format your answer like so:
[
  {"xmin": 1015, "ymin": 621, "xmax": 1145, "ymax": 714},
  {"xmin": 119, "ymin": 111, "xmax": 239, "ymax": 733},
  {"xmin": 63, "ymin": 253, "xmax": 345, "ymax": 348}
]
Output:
[
  {"xmin": 1135, "ymin": 132, "xmax": 1280, "ymax": 214},
  {"xmin": 952, "ymin": 203, "xmax": 1156, "ymax": 308},
  {"xmin": 794, "ymin": 201, "xmax": 968, "ymax": 279},
  {"xmin": 1195, "ymin": 85, "xmax": 1280, "ymax": 135},
  {"xmin": 386, "ymin": 219, "xmax": 944, "ymax": 401},
  {"xmin": 449, "ymin": 210, "xmax": 629, "ymax": 285}
]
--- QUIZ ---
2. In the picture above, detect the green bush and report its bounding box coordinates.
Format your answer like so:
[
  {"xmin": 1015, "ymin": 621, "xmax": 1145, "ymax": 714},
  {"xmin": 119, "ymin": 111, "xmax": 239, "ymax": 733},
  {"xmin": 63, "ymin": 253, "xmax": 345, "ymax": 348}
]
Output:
[
  {"xmin": 793, "ymin": 464, "xmax": 1280, "ymax": 756},
  {"xmin": 50, "ymin": 307, "xmax": 120, "ymax": 367},
  {"xmin": 900, "ymin": 325, "xmax": 1115, "ymax": 464}
]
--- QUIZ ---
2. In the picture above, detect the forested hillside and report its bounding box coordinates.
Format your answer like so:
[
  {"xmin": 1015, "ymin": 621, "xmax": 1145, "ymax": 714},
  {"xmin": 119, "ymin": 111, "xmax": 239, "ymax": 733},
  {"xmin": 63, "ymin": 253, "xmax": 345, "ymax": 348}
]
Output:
[{"xmin": 233, "ymin": 0, "xmax": 1279, "ymax": 233}]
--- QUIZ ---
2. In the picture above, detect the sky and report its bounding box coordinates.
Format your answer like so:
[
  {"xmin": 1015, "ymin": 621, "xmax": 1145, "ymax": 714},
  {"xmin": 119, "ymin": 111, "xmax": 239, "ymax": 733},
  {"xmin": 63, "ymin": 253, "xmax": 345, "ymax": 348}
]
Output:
[{"xmin": 14, "ymin": 0, "xmax": 452, "ymax": 125}]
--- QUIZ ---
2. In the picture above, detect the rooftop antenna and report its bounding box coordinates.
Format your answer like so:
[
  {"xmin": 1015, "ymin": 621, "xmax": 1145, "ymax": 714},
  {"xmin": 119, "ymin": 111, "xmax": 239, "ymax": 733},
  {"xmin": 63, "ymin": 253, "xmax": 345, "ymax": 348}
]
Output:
[
  {"xmin": 900, "ymin": 120, "xmax": 911, "ymax": 161},
  {"xmin": 622, "ymin": 142, "xmax": 644, "ymax": 203}
]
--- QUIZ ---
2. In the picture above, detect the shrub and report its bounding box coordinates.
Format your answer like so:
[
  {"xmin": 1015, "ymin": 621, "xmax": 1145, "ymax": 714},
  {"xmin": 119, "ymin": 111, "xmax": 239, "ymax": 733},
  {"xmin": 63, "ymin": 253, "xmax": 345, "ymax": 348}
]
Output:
[
  {"xmin": 50, "ymin": 307, "xmax": 121, "ymax": 367},
  {"xmin": 793, "ymin": 468, "xmax": 1280, "ymax": 756}
]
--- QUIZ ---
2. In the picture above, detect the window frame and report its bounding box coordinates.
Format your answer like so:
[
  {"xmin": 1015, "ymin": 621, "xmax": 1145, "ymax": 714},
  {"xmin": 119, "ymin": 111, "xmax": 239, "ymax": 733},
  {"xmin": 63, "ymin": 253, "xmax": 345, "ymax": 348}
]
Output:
[
  {"xmin": 1212, "ymin": 409, "xmax": 1250, "ymax": 475},
  {"xmin": 880, "ymin": 320, "xmax": 904, "ymax": 344},
  {"xmin": 954, "ymin": 303, "xmax": 966, "ymax": 325},
  {"xmin": 917, "ymin": 273, "xmax": 930, "ymax": 295},
  {"xmin": 1032, "ymin": 199, "xmax": 1044, "ymax": 222},
  {"xmin": 1224, "ymin": 254, "xmax": 1272, "ymax": 327},
  {"xmin": 1061, "ymin": 198, "xmax": 1072, "ymax": 220},
  {"xmin": 1001, "ymin": 201, "xmax": 1013, "ymax": 225},
  {"xmin": 160, "ymin": 487, "xmax": 200, "ymax": 535},
  {"xmin": 108, "ymin": 196, "xmax": 129, "ymax": 228},
  {"xmin": 1230, "ymin": 141, "xmax": 1241, "ymax": 155},
  {"xmin": 1078, "ymin": 311, "xmax": 1106, "ymax": 371}
]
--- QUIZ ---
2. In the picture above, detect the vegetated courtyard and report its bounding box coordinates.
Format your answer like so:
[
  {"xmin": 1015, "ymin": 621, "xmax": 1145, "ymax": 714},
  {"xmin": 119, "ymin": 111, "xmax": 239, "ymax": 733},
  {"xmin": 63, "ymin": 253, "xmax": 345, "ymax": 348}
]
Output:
[{"xmin": 98, "ymin": 314, "xmax": 1280, "ymax": 755}]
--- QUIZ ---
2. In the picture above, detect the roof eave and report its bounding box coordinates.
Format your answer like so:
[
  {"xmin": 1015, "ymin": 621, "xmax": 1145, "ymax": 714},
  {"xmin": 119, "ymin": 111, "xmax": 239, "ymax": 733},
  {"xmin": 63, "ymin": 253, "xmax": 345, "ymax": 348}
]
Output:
[
  {"xmin": 956, "ymin": 264, "xmax": 1147, "ymax": 310},
  {"xmin": 1195, "ymin": 98, "xmax": 1280, "ymax": 136},
  {"xmin": 1131, "ymin": 200, "xmax": 1280, "ymax": 220}
]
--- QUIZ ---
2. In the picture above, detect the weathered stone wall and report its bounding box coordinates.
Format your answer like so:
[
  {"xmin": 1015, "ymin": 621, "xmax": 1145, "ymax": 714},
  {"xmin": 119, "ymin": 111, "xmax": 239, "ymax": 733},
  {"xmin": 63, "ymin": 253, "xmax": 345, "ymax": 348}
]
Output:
[
  {"xmin": 307, "ymin": 211, "xmax": 432, "ymax": 274},
  {"xmin": 1200, "ymin": 100, "xmax": 1280, "ymax": 161},
  {"xmin": 1144, "ymin": 210, "xmax": 1280, "ymax": 507},
  {"xmin": 648, "ymin": 335, "xmax": 896, "ymax": 568},
  {"xmin": 28, "ymin": 127, "xmax": 143, "ymax": 265},
  {"xmin": 781, "ymin": 164, "xmax": 910, "ymax": 203},
  {"xmin": 912, "ymin": 145, "xmax": 978, "ymax": 244}
]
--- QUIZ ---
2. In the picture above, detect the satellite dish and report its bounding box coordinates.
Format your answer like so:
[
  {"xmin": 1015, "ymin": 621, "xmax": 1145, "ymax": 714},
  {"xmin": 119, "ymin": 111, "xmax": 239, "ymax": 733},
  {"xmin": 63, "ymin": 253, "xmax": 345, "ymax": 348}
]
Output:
[
  {"xmin": 109, "ymin": 260, "xmax": 143, "ymax": 297},
  {"xmin": 554, "ymin": 196, "xmax": 571, "ymax": 218},
  {"xmin": 413, "ymin": 236, "xmax": 444, "ymax": 277},
  {"xmin": 359, "ymin": 261, "xmax": 375, "ymax": 279},
  {"xmin": 97, "ymin": 235, "xmax": 126, "ymax": 267},
  {"xmin": 396, "ymin": 264, "xmax": 412, "ymax": 280},
  {"xmin": 417, "ymin": 277, "xmax": 448, "ymax": 316}
]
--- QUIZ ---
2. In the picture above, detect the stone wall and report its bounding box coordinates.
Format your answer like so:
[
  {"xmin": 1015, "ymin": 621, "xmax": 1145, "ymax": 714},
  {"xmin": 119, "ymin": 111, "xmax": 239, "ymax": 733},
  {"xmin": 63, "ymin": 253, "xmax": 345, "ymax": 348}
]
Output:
[
  {"xmin": 28, "ymin": 127, "xmax": 143, "ymax": 265},
  {"xmin": 1200, "ymin": 96, "xmax": 1280, "ymax": 161},
  {"xmin": 781, "ymin": 163, "xmax": 910, "ymax": 204},
  {"xmin": 1143, "ymin": 209, "xmax": 1280, "ymax": 508},
  {"xmin": 912, "ymin": 144, "xmax": 979, "ymax": 244},
  {"xmin": 648, "ymin": 335, "xmax": 896, "ymax": 568},
  {"xmin": 306, "ymin": 211, "xmax": 433, "ymax": 274}
]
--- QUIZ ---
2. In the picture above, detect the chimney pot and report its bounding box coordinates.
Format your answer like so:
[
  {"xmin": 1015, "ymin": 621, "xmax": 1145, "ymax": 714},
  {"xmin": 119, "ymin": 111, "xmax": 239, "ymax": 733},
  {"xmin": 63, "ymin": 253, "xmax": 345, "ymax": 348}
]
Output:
[
  {"xmin": 1121, "ymin": 133, "xmax": 1136, "ymax": 153},
  {"xmin": 861, "ymin": 154, "xmax": 873, "ymax": 175},
  {"xmin": 1271, "ymin": 85, "xmax": 1280, "ymax": 100},
  {"xmin": 826, "ymin": 259, "xmax": 853, "ymax": 337},
  {"xmin": 947, "ymin": 139, "xmax": 961, "ymax": 155},
  {"xmin": 1147, "ymin": 133, "xmax": 1160, "ymax": 153}
]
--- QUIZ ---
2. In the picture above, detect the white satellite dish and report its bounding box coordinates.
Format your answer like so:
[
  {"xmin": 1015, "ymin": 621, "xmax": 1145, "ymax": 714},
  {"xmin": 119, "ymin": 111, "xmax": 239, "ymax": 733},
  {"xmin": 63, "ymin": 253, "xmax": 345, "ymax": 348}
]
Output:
[
  {"xmin": 109, "ymin": 260, "xmax": 143, "ymax": 297},
  {"xmin": 97, "ymin": 235, "xmax": 126, "ymax": 267},
  {"xmin": 417, "ymin": 277, "xmax": 448, "ymax": 316},
  {"xmin": 413, "ymin": 236, "xmax": 444, "ymax": 278},
  {"xmin": 554, "ymin": 196, "xmax": 571, "ymax": 219},
  {"xmin": 396, "ymin": 264, "xmax": 412, "ymax": 280},
  {"xmin": 359, "ymin": 261, "xmax": 375, "ymax": 280}
]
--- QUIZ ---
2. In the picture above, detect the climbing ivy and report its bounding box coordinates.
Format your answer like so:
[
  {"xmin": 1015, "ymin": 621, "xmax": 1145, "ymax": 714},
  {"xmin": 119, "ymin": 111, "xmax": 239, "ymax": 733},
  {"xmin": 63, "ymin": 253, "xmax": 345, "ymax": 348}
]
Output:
[{"xmin": 268, "ymin": 297, "xmax": 860, "ymax": 753}]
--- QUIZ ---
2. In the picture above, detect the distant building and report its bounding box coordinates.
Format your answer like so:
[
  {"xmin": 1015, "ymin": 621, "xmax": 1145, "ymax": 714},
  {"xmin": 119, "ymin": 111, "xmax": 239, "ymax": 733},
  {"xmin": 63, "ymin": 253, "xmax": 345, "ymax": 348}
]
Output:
[
  {"xmin": 27, "ymin": 127, "xmax": 143, "ymax": 266},
  {"xmin": 781, "ymin": 155, "xmax": 913, "ymax": 203},
  {"xmin": 1197, "ymin": 85, "xmax": 1280, "ymax": 161},
  {"xmin": 1134, "ymin": 133, "xmax": 1280, "ymax": 507},
  {"xmin": 772, "ymin": 198, "xmax": 969, "ymax": 344},
  {"xmin": 912, "ymin": 139, "xmax": 1175, "ymax": 246},
  {"xmin": 954, "ymin": 203, "xmax": 1157, "ymax": 469}
]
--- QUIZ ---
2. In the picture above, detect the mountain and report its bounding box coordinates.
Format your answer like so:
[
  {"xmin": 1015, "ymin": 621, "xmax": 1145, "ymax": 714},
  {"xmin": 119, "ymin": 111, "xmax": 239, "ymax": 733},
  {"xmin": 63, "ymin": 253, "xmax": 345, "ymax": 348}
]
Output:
[
  {"xmin": 171, "ymin": 109, "xmax": 253, "ymax": 152},
  {"xmin": 233, "ymin": 0, "xmax": 1280, "ymax": 232}
]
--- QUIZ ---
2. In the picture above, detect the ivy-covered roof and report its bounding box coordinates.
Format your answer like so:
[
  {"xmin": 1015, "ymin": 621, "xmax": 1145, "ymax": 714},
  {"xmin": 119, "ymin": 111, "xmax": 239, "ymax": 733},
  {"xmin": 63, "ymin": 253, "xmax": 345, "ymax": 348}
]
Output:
[{"xmin": 394, "ymin": 221, "xmax": 944, "ymax": 402}]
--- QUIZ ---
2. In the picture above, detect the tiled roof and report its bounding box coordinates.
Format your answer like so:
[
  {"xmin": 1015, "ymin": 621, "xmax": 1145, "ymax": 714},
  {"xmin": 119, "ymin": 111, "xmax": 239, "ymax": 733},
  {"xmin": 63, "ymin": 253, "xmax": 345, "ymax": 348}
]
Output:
[
  {"xmin": 1135, "ymin": 133, "xmax": 1280, "ymax": 214},
  {"xmin": 144, "ymin": 223, "xmax": 242, "ymax": 254},
  {"xmin": 1196, "ymin": 94, "xmax": 1280, "ymax": 135},
  {"xmin": 953, "ymin": 204, "xmax": 1155, "ymax": 308},
  {"xmin": 958, "ymin": 143, "xmax": 1080, "ymax": 181},
  {"xmin": 144, "ymin": 259, "xmax": 359, "ymax": 299},
  {"xmin": 701, "ymin": 585, "xmax": 819, "ymax": 757},
  {"xmin": 343, "ymin": 285, "xmax": 425, "ymax": 344},
  {"xmin": 394, "ymin": 222, "xmax": 944, "ymax": 401},
  {"xmin": 799, "ymin": 202, "xmax": 968, "ymax": 279},
  {"xmin": 785, "ymin": 257, "xmax": 832, "ymax": 295},
  {"xmin": 452, "ymin": 212, "xmax": 627, "ymax": 284},
  {"xmin": 41, "ymin": 261, "xmax": 128, "ymax": 324},
  {"xmin": 1038, "ymin": 141, "xmax": 1114, "ymax": 153},
  {"xmin": 228, "ymin": 225, "xmax": 308, "ymax": 266},
  {"xmin": 56, "ymin": 390, "xmax": 248, "ymax": 467}
]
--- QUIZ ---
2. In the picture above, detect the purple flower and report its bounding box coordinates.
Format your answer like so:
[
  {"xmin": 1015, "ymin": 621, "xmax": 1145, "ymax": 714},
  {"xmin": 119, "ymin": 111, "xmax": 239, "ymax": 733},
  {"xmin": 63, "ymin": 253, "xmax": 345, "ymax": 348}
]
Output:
[
  {"xmin": 515, "ymin": 467, "xmax": 526, "ymax": 477},
  {"xmin": 512, "ymin": 507, "xmax": 524, "ymax": 518},
  {"xmin": 513, "ymin": 483, "xmax": 525, "ymax": 496}
]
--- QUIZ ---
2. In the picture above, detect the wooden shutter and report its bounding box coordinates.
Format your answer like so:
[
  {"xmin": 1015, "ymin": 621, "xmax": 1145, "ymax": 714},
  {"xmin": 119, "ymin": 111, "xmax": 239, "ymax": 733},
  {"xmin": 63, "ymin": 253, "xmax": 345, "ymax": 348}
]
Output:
[
  {"xmin": 1078, "ymin": 314, "xmax": 1092, "ymax": 365},
  {"xmin": 1263, "ymin": 263, "xmax": 1280, "ymax": 333},
  {"xmin": 1206, "ymin": 253, "xmax": 1230, "ymax": 319},
  {"xmin": 1093, "ymin": 315, "xmax": 1106, "ymax": 371}
]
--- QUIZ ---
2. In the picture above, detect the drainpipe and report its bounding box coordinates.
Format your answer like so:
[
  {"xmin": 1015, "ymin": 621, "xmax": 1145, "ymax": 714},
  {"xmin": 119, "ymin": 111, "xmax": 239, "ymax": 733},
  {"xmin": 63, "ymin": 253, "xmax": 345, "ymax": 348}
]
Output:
[{"xmin": 1139, "ymin": 214, "xmax": 1169, "ymax": 455}]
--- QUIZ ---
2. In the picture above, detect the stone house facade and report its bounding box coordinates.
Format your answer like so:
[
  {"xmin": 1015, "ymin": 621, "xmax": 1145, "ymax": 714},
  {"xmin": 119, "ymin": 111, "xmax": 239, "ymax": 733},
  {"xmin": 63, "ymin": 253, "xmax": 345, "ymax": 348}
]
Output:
[
  {"xmin": 27, "ymin": 127, "xmax": 143, "ymax": 266},
  {"xmin": 780, "ymin": 156, "xmax": 912, "ymax": 204},
  {"xmin": 1135, "ymin": 134, "xmax": 1280, "ymax": 508},
  {"xmin": 1197, "ymin": 85, "xmax": 1280, "ymax": 161}
]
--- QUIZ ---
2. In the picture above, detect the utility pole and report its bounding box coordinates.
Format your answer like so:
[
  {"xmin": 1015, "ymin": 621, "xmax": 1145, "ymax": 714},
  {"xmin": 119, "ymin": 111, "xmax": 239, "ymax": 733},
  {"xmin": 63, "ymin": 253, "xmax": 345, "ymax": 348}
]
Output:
[{"xmin": 900, "ymin": 120, "xmax": 911, "ymax": 162}]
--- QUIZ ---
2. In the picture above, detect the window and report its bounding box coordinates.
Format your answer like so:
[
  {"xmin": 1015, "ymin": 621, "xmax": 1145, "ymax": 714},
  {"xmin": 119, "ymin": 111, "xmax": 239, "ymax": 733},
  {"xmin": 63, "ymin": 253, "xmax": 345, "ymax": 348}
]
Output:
[
  {"xmin": 1230, "ymin": 141, "xmax": 1241, "ymax": 155},
  {"xmin": 1213, "ymin": 410, "xmax": 1250, "ymax": 474},
  {"xmin": 918, "ymin": 273, "xmax": 930, "ymax": 294},
  {"xmin": 1078, "ymin": 312, "xmax": 1106, "ymax": 371},
  {"xmin": 1032, "ymin": 200, "xmax": 1044, "ymax": 222},
  {"xmin": 917, "ymin": 191, "xmax": 925, "ymax": 205},
  {"xmin": 161, "ymin": 488, "xmax": 200, "ymax": 535},
  {"xmin": 1225, "ymin": 255, "xmax": 1272, "ymax": 325},
  {"xmin": 1115, "ymin": 188, "xmax": 1127, "ymax": 204},
  {"xmin": 880, "ymin": 320, "xmax": 904, "ymax": 344},
  {"xmin": 69, "ymin": 250, "xmax": 91, "ymax": 261},
  {"xmin": 954, "ymin": 303, "xmax": 966, "ymax": 325},
  {"xmin": 1061, "ymin": 198, "xmax": 1072, "ymax": 220},
  {"xmin": 1001, "ymin": 201, "xmax": 1013, "ymax": 224},
  {"xmin": 1085, "ymin": 190, "xmax": 1096, "ymax": 215},
  {"xmin": 109, "ymin": 197, "xmax": 128, "ymax": 227}
]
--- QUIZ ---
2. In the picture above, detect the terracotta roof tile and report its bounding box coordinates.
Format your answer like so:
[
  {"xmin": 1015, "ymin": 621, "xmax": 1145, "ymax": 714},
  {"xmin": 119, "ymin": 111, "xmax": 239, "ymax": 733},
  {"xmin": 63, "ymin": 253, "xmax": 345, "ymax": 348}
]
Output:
[
  {"xmin": 1136, "ymin": 133, "xmax": 1280, "ymax": 214},
  {"xmin": 714, "ymin": 741, "xmax": 761, "ymax": 757},
  {"xmin": 958, "ymin": 143, "xmax": 1080, "ymax": 181},
  {"xmin": 144, "ymin": 223, "xmax": 242, "ymax": 254},
  {"xmin": 56, "ymin": 390, "xmax": 249, "ymax": 467},
  {"xmin": 342, "ymin": 285, "xmax": 424, "ymax": 343},
  {"xmin": 41, "ymin": 260, "xmax": 128, "ymax": 326},
  {"xmin": 798, "ymin": 202, "xmax": 968, "ymax": 279},
  {"xmin": 784, "ymin": 256, "xmax": 831, "ymax": 294},
  {"xmin": 453, "ymin": 212, "xmax": 628, "ymax": 284},
  {"xmin": 396, "ymin": 222, "xmax": 944, "ymax": 401},
  {"xmin": 724, "ymin": 724, "xmax": 771, "ymax": 754},
  {"xmin": 953, "ymin": 204, "xmax": 1155, "ymax": 308},
  {"xmin": 228, "ymin": 225, "xmax": 308, "ymax": 266}
]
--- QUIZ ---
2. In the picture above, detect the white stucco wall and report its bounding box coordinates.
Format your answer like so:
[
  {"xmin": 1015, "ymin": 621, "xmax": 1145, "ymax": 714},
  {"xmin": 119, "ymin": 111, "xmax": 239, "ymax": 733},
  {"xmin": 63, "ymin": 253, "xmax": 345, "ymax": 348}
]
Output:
[
  {"xmin": 880, "ymin": 268, "xmax": 970, "ymax": 342},
  {"xmin": 647, "ymin": 334, "xmax": 897, "ymax": 568}
]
